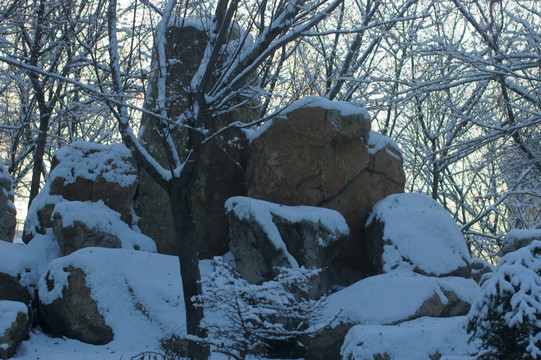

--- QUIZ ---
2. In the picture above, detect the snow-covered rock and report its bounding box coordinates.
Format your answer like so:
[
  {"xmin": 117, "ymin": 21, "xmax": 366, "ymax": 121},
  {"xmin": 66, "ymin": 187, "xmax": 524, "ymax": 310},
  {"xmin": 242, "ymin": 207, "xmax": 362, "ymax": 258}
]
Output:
[
  {"xmin": 247, "ymin": 96, "xmax": 405, "ymax": 274},
  {"xmin": 0, "ymin": 300, "xmax": 30, "ymax": 359},
  {"xmin": 23, "ymin": 142, "xmax": 138, "ymax": 243},
  {"xmin": 0, "ymin": 233, "xmax": 60, "ymax": 305},
  {"xmin": 52, "ymin": 201, "xmax": 156, "ymax": 255},
  {"xmin": 38, "ymin": 248, "xmax": 185, "ymax": 345},
  {"xmin": 501, "ymin": 228, "xmax": 541, "ymax": 256},
  {"xmin": 364, "ymin": 193, "xmax": 471, "ymax": 277},
  {"xmin": 323, "ymin": 273, "xmax": 479, "ymax": 327},
  {"xmin": 226, "ymin": 196, "xmax": 348, "ymax": 296},
  {"xmin": 341, "ymin": 316, "xmax": 478, "ymax": 360},
  {"xmin": 0, "ymin": 158, "xmax": 16, "ymax": 243}
]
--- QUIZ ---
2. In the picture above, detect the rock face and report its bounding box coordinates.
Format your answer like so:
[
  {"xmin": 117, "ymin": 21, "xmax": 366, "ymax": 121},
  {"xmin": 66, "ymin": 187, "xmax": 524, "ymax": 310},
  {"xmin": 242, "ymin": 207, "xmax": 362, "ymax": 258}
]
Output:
[
  {"xmin": 501, "ymin": 228, "xmax": 541, "ymax": 256},
  {"xmin": 247, "ymin": 97, "xmax": 405, "ymax": 273},
  {"xmin": 134, "ymin": 21, "xmax": 254, "ymax": 258},
  {"xmin": 0, "ymin": 273, "xmax": 32, "ymax": 305},
  {"xmin": 0, "ymin": 300, "xmax": 30, "ymax": 359},
  {"xmin": 226, "ymin": 196, "xmax": 349, "ymax": 296},
  {"xmin": 40, "ymin": 266, "xmax": 114, "ymax": 345},
  {"xmin": 51, "ymin": 201, "xmax": 156, "ymax": 256},
  {"xmin": 364, "ymin": 193, "xmax": 471, "ymax": 277},
  {"xmin": 38, "ymin": 247, "xmax": 186, "ymax": 345},
  {"xmin": 23, "ymin": 142, "xmax": 138, "ymax": 243},
  {"xmin": 0, "ymin": 158, "xmax": 16, "ymax": 243}
]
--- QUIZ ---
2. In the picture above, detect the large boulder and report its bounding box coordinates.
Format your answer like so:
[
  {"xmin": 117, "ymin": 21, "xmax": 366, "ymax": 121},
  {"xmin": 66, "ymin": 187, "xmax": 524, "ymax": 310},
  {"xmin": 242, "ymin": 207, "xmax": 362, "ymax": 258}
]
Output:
[
  {"xmin": 134, "ymin": 20, "xmax": 255, "ymax": 258},
  {"xmin": 341, "ymin": 316, "xmax": 475, "ymax": 360},
  {"xmin": 23, "ymin": 142, "xmax": 138, "ymax": 243},
  {"xmin": 226, "ymin": 196, "xmax": 349, "ymax": 296},
  {"xmin": 298, "ymin": 273, "xmax": 479, "ymax": 360},
  {"xmin": 322, "ymin": 273, "xmax": 479, "ymax": 327},
  {"xmin": 38, "ymin": 248, "xmax": 185, "ymax": 345},
  {"xmin": 364, "ymin": 193, "xmax": 471, "ymax": 278},
  {"xmin": 246, "ymin": 97, "xmax": 405, "ymax": 274},
  {"xmin": 0, "ymin": 300, "xmax": 30, "ymax": 359},
  {"xmin": 51, "ymin": 201, "xmax": 156, "ymax": 255},
  {"xmin": 0, "ymin": 158, "xmax": 16, "ymax": 243}
]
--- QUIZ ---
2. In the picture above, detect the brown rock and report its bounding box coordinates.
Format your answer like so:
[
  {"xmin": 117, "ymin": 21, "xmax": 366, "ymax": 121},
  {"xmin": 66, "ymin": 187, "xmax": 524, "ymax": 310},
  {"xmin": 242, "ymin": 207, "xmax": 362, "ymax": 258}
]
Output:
[
  {"xmin": 0, "ymin": 301, "xmax": 30, "ymax": 359},
  {"xmin": 0, "ymin": 273, "xmax": 32, "ymax": 305},
  {"xmin": 23, "ymin": 142, "xmax": 138, "ymax": 243},
  {"xmin": 300, "ymin": 323, "xmax": 354, "ymax": 360},
  {"xmin": 134, "ymin": 22, "xmax": 255, "ymax": 257},
  {"xmin": 226, "ymin": 196, "xmax": 348, "ymax": 296},
  {"xmin": 51, "ymin": 201, "xmax": 156, "ymax": 255},
  {"xmin": 39, "ymin": 266, "xmax": 114, "ymax": 345},
  {"xmin": 247, "ymin": 99, "xmax": 405, "ymax": 274}
]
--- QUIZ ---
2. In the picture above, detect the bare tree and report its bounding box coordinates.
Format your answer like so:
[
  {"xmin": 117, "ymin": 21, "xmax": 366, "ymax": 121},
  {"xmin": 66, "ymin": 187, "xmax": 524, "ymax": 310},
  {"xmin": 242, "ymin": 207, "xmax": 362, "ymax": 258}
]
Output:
[{"xmin": 105, "ymin": 0, "xmax": 344, "ymax": 357}]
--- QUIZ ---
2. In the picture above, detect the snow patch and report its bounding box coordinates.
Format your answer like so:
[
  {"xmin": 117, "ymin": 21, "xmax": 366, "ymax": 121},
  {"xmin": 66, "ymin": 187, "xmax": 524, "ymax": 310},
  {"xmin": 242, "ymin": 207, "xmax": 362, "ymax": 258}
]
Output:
[
  {"xmin": 341, "ymin": 316, "xmax": 479, "ymax": 360},
  {"xmin": 367, "ymin": 193, "xmax": 470, "ymax": 276},
  {"xmin": 51, "ymin": 141, "xmax": 136, "ymax": 188},
  {"xmin": 0, "ymin": 232, "xmax": 60, "ymax": 290},
  {"xmin": 226, "ymin": 196, "xmax": 349, "ymax": 268},
  {"xmin": 322, "ymin": 272, "xmax": 479, "ymax": 327},
  {"xmin": 0, "ymin": 300, "xmax": 28, "ymax": 336},
  {"xmin": 280, "ymin": 96, "xmax": 370, "ymax": 118},
  {"xmin": 366, "ymin": 130, "xmax": 402, "ymax": 160},
  {"xmin": 38, "ymin": 248, "xmax": 186, "ymax": 343},
  {"xmin": 52, "ymin": 201, "xmax": 156, "ymax": 253}
]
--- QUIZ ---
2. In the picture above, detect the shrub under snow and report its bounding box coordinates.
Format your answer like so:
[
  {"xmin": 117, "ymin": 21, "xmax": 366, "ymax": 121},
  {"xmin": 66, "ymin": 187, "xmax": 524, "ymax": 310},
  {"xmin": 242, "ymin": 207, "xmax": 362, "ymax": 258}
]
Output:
[
  {"xmin": 467, "ymin": 240, "xmax": 541, "ymax": 359},
  {"xmin": 193, "ymin": 258, "xmax": 328, "ymax": 360}
]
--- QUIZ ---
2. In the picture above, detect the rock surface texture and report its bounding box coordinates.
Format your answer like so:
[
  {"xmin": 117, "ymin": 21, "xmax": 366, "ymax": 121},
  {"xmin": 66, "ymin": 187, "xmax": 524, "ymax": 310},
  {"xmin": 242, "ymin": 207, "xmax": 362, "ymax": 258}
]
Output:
[
  {"xmin": 247, "ymin": 97, "xmax": 405, "ymax": 273},
  {"xmin": 0, "ymin": 159, "xmax": 16, "ymax": 243},
  {"xmin": 23, "ymin": 142, "xmax": 138, "ymax": 243},
  {"xmin": 364, "ymin": 193, "xmax": 471, "ymax": 277},
  {"xmin": 0, "ymin": 300, "xmax": 30, "ymax": 359},
  {"xmin": 134, "ymin": 21, "xmax": 254, "ymax": 258},
  {"xmin": 226, "ymin": 196, "xmax": 348, "ymax": 296},
  {"xmin": 39, "ymin": 266, "xmax": 114, "ymax": 345}
]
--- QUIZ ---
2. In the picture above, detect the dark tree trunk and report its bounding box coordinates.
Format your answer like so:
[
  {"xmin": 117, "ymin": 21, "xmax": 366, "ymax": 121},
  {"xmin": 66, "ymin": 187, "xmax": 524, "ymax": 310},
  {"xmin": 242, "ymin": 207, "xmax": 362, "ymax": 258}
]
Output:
[{"xmin": 169, "ymin": 179, "xmax": 209, "ymax": 360}]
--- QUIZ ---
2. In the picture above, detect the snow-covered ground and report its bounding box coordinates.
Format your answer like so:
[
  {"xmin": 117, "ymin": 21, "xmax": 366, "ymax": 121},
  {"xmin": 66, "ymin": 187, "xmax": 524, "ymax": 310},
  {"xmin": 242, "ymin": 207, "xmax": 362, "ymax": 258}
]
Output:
[{"xmin": 4, "ymin": 244, "xmax": 480, "ymax": 360}]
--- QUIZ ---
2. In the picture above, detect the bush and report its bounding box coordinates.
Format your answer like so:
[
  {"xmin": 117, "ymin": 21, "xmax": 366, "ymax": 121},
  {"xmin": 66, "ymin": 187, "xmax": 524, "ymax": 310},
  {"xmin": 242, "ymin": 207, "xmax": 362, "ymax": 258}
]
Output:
[
  {"xmin": 193, "ymin": 258, "xmax": 328, "ymax": 360},
  {"xmin": 467, "ymin": 240, "xmax": 541, "ymax": 359}
]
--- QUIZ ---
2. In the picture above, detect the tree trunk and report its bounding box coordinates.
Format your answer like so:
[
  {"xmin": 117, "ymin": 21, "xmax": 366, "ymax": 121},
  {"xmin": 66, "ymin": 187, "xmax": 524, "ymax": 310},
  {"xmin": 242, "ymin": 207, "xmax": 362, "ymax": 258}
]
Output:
[
  {"xmin": 169, "ymin": 179, "xmax": 209, "ymax": 360},
  {"xmin": 28, "ymin": 108, "xmax": 51, "ymax": 207}
]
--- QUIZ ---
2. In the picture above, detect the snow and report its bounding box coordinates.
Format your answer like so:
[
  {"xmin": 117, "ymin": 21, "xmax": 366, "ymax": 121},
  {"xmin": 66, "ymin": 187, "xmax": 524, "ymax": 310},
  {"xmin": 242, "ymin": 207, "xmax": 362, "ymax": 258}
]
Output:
[
  {"xmin": 0, "ymin": 232, "xmax": 60, "ymax": 290},
  {"xmin": 280, "ymin": 96, "xmax": 370, "ymax": 119},
  {"xmin": 366, "ymin": 193, "xmax": 471, "ymax": 276},
  {"xmin": 30, "ymin": 248, "xmax": 186, "ymax": 358},
  {"xmin": 341, "ymin": 316, "xmax": 479, "ymax": 360},
  {"xmin": 226, "ymin": 196, "xmax": 349, "ymax": 268},
  {"xmin": 52, "ymin": 201, "xmax": 157, "ymax": 253},
  {"xmin": 322, "ymin": 272, "xmax": 479, "ymax": 327},
  {"xmin": 51, "ymin": 141, "xmax": 136, "ymax": 188},
  {"xmin": 501, "ymin": 228, "xmax": 541, "ymax": 254},
  {"xmin": 467, "ymin": 240, "xmax": 541, "ymax": 358},
  {"xmin": 0, "ymin": 300, "xmax": 28, "ymax": 336},
  {"xmin": 366, "ymin": 130, "xmax": 402, "ymax": 160}
]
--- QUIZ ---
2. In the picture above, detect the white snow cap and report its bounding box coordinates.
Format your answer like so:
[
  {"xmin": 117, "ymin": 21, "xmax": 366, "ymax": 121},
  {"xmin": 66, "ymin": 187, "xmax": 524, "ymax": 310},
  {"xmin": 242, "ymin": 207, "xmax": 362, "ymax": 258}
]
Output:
[
  {"xmin": 51, "ymin": 141, "xmax": 136, "ymax": 188},
  {"xmin": 280, "ymin": 96, "xmax": 370, "ymax": 118},
  {"xmin": 52, "ymin": 201, "xmax": 157, "ymax": 253},
  {"xmin": 367, "ymin": 193, "xmax": 470, "ymax": 276}
]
